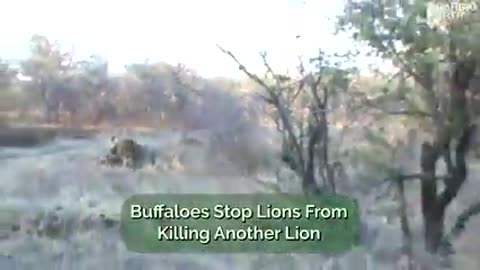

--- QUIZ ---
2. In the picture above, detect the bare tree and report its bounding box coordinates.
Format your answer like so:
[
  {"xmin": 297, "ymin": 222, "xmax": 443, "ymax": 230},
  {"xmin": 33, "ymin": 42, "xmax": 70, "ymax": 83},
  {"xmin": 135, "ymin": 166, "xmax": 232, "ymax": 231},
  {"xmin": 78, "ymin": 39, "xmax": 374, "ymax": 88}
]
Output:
[{"xmin": 218, "ymin": 45, "xmax": 350, "ymax": 194}]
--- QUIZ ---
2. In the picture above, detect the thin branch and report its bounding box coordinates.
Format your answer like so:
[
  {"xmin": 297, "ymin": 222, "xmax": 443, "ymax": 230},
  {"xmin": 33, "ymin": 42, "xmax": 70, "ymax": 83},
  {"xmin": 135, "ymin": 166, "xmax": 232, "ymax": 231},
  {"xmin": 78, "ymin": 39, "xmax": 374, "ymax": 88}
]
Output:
[
  {"xmin": 374, "ymin": 33, "xmax": 431, "ymax": 92},
  {"xmin": 216, "ymin": 45, "xmax": 271, "ymax": 91},
  {"xmin": 397, "ymin": 177, "xmax": 414, "ymax": 267},
  {"xmin": 437, "ymin": 125, "xmax": 477, "ymax": 211},
  {"xmin": 253, "ymin": 92, "xmax": 275, "ymax": 105},
  {"xmin": 363, "ymin": 99, "xmax": 432, "ymax": 118},
  {"xmin": 217, "ymin": 44, "xmax": 305, "ymax": 174},
  {"xmin": 383, "ymin": 173, "xmax": 451, "ymax": 183},
  {"xmin": 448, "ymin": 201, "xmax": 480, "ymax": 240},
  {"xmin": 347, "ymin": 89, "xmax": 432, "ymax": 118},
  {"xmin": 260, "ymin": 52, "xmax": 278, "ymax": 81},
  {"xmin": 381, "ymin": 110, "xmax": 432, "ymax": 118}
]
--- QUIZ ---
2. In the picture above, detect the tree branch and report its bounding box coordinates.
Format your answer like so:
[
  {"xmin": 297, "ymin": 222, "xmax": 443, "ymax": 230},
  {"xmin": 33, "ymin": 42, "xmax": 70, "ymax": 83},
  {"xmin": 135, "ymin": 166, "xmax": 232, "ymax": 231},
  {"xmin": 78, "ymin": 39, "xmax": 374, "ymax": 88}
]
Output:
[
  {"xmin": 438, "ymin": 125, "xmax": 477, "ymax": 211},
  {"xmin": 374, "ymin": 32, "xmax": 432, "ymax": 92},
  {"xmin": 217, "ymin": 44, "xmax": 305, "ymax": 175},
  {"xmin": 448, "ymin": 200, "xmax": 480, "ymax": 241},
  {"xmin": 350, "ymin": 91, "xmax": 432, "ymax": 118},
  {"xmin": 381, "ymin": 110, "xmax": 432, "ymax": 118},
  {"xmin": 216, "ymin": 45, "xmax": 271, "ymax": 91},
  {"xmin": 383, "ymin": 173, "xmax": 451, "ymax": 183}
]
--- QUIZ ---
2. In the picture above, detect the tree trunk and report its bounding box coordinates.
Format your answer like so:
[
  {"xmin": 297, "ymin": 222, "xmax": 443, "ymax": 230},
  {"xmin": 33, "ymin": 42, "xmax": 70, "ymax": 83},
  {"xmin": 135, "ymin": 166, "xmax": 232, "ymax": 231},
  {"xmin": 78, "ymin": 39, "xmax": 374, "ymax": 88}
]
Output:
[
  {"xmin": 423, "ymin": 207, "xmax": 445, "ymax": 253},
  {"xmin": 417, "ymin": 47, "xmax": 477, "ymax": 253},
  {"xmin": 326, "ymin": 165, "xmax": 336, "ymax": 193},
  {"xmin": 397, "ymin": 177, "xmax": 414, "ymax": 269},
  {"xmin": 419, "ymin": 125, "xmax": 475, "ymax": 254},
  {"xmin": 303, "ymin": 125, "xmax": 323, "ymax": 194},
  {"xmin": 420, "ymin": 141, "xmax": 443, "ymax": 253}
]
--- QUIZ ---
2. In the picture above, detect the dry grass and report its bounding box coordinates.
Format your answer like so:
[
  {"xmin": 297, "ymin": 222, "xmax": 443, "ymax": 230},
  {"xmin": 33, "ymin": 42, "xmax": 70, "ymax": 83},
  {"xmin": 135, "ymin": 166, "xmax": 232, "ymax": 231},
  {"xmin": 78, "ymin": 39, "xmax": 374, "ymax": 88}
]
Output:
[{"xmin": 0, "ymin": 128, "xmax": 477, "ymax": 270}]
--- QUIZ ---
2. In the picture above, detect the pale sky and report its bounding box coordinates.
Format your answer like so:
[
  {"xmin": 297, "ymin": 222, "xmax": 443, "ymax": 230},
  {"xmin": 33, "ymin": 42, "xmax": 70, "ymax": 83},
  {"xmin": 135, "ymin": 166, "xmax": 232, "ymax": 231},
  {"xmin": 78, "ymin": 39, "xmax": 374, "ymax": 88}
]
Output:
[{"xmin": 0, "ymin": 0, "xmax": 392, "ymax": 79}]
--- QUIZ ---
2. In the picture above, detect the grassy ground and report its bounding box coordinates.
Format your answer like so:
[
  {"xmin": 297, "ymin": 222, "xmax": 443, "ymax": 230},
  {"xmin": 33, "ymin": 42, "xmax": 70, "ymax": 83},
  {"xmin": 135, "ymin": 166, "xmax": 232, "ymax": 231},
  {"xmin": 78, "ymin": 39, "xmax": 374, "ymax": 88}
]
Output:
[{"xmin": 0, "ymin": 125, "xmax": 480, "ymax": 269}]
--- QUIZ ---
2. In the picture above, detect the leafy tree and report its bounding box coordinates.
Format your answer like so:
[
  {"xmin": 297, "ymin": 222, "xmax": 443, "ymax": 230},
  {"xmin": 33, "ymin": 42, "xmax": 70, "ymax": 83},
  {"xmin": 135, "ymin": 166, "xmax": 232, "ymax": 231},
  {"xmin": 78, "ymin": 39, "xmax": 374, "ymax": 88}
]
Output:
[
  {"xmin": 21, "ymin": 35, "xmax": 76, "ymax": 123},
  {"xmin": 76, "ymin": 54, "xmax": 109, "ymax": 93},
  {"xmin": 338, "ymin": 0, "xmax": 480, "ymax": 257}
]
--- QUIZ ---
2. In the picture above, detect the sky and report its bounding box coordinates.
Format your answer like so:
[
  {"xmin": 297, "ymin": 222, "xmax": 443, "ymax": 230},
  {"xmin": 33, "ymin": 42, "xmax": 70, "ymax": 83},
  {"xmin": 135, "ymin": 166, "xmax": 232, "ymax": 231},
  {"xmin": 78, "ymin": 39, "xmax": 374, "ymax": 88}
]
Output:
[{"xmin": 0, "ymin": 0, "xmax": 392, "ymax": 79}]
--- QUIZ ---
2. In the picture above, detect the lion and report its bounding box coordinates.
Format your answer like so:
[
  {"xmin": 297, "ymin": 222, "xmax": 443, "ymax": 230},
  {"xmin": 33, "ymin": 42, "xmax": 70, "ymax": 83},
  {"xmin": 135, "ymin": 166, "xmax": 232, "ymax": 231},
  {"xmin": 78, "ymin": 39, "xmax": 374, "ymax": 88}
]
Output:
[{"xmin": 101, "ymin": 136, "xmax": 156, "ymax": 169}]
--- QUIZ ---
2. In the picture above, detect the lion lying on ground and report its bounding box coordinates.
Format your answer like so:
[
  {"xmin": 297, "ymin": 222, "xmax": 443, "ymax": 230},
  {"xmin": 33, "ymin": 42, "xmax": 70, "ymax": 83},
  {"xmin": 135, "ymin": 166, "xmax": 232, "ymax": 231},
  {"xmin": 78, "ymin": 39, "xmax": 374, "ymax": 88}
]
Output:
[{"xmin": 100, "ymin": 136, "xmax": 156, "ymax": 170}]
